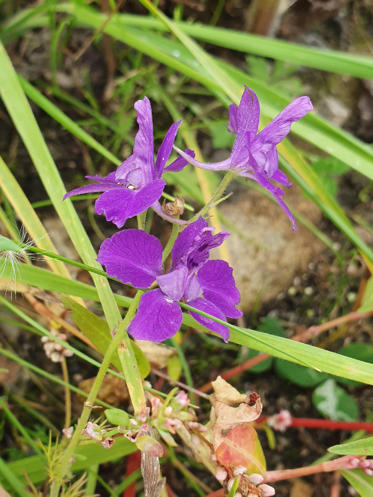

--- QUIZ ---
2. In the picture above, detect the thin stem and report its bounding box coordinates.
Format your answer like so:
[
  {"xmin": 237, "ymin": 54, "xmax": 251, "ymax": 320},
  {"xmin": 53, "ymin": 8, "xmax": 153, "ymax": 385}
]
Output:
[
  {"xmin": 263, "ymin": 456, "xmax": 363, "ymax": 483},
  {"xmin": 137, "ymin": 211, "xmax": 147, "ymax": 230},
  {"xmin": 162, "ymin": 223, "xmax": 179, "ymax": 263},
  {"xmin": 190, "ymin": 171, "xmax": 235, "ymax": 222},
  {"xmin": 61, "ymin": 359, "xmax": 71, "ymax": 429},
  {"xmin": 19, "ymin": 243, "xmax": 121, "ymax": 283},
  {"xmin": 49, "ymin": 292, "xmax": 142, "ymax": 497}
]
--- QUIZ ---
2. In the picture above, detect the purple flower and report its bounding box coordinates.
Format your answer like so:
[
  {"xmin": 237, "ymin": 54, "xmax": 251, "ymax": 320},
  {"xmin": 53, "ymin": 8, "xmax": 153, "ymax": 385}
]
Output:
[
  {"xmin": 97, "ymin": 218, "xmax": 242, "ymax": 342},
  {"xmin": 64, "ymin": 97, "xmax": 193, "ymax": 228},
  {"xmin": 174, "ymin": 87, "xmax": 313, "ymax": 230}
]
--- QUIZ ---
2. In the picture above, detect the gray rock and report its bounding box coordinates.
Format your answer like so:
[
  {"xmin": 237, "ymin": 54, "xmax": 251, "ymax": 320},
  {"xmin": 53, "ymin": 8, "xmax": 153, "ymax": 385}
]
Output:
[{"xmin": 217, "ymin": 185, "xmax": 323, "ymax": 312}]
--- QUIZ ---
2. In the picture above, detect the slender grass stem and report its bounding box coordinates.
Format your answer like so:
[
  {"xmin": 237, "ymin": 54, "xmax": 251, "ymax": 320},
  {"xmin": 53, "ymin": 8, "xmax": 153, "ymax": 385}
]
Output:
[
  {"xmin": 61, "ymin": 359, "xmax": 71, "ymax": 430},
  {"xmin": 49, "ymin": 292, "xmax": 143, "ymax": 497},
  {"xmin": 190, "ymin": 171, "xmax": 235, "ymax": 222},
  {"xmin": 162, "ymin": 223, "xmax": 179, "ymax": 263}
]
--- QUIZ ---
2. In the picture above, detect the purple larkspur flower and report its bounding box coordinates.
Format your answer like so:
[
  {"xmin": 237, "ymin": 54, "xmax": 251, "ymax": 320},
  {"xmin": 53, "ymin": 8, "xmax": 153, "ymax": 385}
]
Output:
[
  {"xmin": 174, "ymin": 87, "xmax": 313, "ymax": 230},
  {"xmin": 97, "ymin": 218, "xmax": 242, "ymax": 342},
  {"xmin": 64, "ymin": 97, "xmax": 193, "ymax": 228}
]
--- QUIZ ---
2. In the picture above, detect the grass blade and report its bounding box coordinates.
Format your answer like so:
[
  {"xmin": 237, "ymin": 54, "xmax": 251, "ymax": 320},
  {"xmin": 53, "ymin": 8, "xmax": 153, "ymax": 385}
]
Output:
[{"xmin": 0, "ymin": 42, "xmax": 121, "ymax": 328}]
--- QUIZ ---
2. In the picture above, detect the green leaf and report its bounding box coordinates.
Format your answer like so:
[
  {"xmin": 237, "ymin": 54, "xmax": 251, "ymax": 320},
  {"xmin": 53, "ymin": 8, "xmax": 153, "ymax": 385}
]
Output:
[
  {"xmin": 244, "ymin": 318, "xmax": 285, "ymax": 373},
  {"xmin": 105, "ymin": 408, "xmax": 130, "ymax": 427},
  {"xmin": 359, "ymin": 277, "xmax": 373, "ymax": 313},
  {"xmin": 0, "ymin": 41, "xmax": 121, "ymax": 329},
  {"xmin": 341, "ymin": 469, "xmax": 373, "ymax": 497},
  {"xmin": 329, "ymin": 437, "xmax": 373, "ymax": 457},
  {"xmin": 208, "ymin": 121, "xmax": 235, "ymax": 148},
  {"xmin": 335, "ymin": 343, "xmax": 373, "ymax": 387},
  {"xmin": 312, "ymin": 157, "xmax": 350, "ymax": 176},
  {"xmin": 62, "ymin": 297, "xmax": 150, "ymax": 379},
  {"xmin": 2, "ymin": 438, "xmax": 136, "ymax": 485},
  {"xmin": 167, "ymin": 355, "xmax": 182, "ymax": 381},
  {"xmin": 274, "ymin": 359, "xmax": 328, "ymax": 387},
  {"xmin": 112, "ymin": 15, "xmax": 373, "ymax": 79},
  {"xmin": 312, "ymin": 379, "xmax": 359, "ymax": 421}
]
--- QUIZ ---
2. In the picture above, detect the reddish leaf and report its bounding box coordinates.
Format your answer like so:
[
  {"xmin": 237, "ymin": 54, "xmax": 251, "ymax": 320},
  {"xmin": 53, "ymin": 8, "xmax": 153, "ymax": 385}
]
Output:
[{"xmin": 215, "ymin": 423, "xmax": 266, "ymax": 475}]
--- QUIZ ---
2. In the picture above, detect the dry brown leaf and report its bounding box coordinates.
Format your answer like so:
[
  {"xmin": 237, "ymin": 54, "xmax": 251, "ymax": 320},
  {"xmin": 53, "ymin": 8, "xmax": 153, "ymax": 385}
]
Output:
[
  {"xmin": 0, "ymin": 356, "xmax": 21, "ymax": 387},
  {"xmin": 210, "ymin": 376, "xmax": 262, "ymax": 449},
  {"xmin": 136, "ymin": 340, "xmax": 176, "ymax": 369},
  {"xmin": 78, "ymin": 375, "xmax": 128, "ymax": 406}
]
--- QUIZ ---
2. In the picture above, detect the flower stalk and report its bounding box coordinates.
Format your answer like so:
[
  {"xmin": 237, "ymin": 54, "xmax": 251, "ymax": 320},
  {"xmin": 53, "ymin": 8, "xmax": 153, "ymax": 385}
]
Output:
[{"xmin": 49, "ymin": 291, "xmax": 143, "ymax": 497}]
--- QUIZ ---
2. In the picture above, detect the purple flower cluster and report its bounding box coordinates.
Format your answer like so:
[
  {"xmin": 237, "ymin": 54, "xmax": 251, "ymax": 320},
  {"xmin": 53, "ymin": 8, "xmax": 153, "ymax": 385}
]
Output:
[
  {"xmin": 98, "ymin": 217, "xmax": 241, "ymax": 341},
  {"xmin": 174, "ymin": 87, "xmax": 313, "ymax": 230},
  {"xmin": 64, "ymin": 97, "xmax": 193, "ymax": 227},
  {"xmin": 64, "ymin": 87, "xmax": 312, "ymax": 342}
]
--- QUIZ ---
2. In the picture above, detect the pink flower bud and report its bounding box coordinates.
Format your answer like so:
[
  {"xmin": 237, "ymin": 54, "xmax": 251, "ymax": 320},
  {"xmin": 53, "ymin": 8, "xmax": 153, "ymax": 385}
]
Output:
[
  {"xmin": 233, "ymin": 466, "xmax": 247, "ymax": 476},
  {"xmin": 215, "ymin": 466, "xmax": 227, "ymax": 482},
  {"xmin": 258, "ymin": 483, "xmax": 276, "ymax": 496},
  {"xmin": 62, "ymin": 427, "xmax": 73, "ymax": 439},
  {"xmin": 247, "ymin": 473, "xmax": 264, "ymax": 485},
  {"xmin": 176, "ymin": 391, "xmax": 189, "ymax": 407}
]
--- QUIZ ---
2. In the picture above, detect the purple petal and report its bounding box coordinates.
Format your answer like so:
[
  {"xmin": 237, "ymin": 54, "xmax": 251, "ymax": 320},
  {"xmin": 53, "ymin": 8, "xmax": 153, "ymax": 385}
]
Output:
[
  {"xmin": 131, "ymin": 97, "xmax": 154, "ymax": 183},
  {"xmin": 155, "ymin": 121, "xmax": 181, "ymax": 178},
  {"xmin": 165, "ymin": 148, "xmax": 196, "ymax": 173},
  {"xmin": 184, "ymin": 273, "xmax": 203, "ymax": 302},
  {"xmin": 197, "ymin": 260, "xmax": 242, "ymax": 319},
  {"xmin": 97, "ymin": 229, "xmax": 163, "ymax": 288},
  {"xmin": 228, "ymin": 87, "xmax": 260, "ymax": 138},
  {"xmin": 63, "ymin": 182, "xmax": 115, "ymax": 200},
  {"xmin": 171, "ymin": 218, "xmax": 229, "ymax": 271},
  {"xmin": 255, "ymin": 172, "xmax": 296, "ymax": 231},
  {"xmin": 157, "ymin": 267, "xmax": 188, "ymax": 302},
  {"xmin": 188, "ymin": 298, "xmax": 229, "ymax": 342},
  {"xmin": 129, "ymin": 289, "xmax": 182, "ymax": 342},
  {"xmin": 271, "ymin": 168, "xmax": 292, "ymax": 187},
  {"xmin": 258, "ymin": 96, "xmax": 313, "ymax": 146},
  {"xmin": 95, "ymin": 180, "xmax": 165, "ymax": 228},
  {"xmin": 173, "ymin": 146, "xmax": 231, "ymax": 171},
  {"xmin": 171, "ymin": 217, "xmax": 208, "ymax": 268},
  {"xmin": 86, "ymin": 172, "xmax": 117, "ymax": 183}
]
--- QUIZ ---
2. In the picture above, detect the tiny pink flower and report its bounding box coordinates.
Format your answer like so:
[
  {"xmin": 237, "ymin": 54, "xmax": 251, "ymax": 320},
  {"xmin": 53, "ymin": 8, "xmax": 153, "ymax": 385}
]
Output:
[
  {"xmin": 176, "ymin": 390, "xmax": 189, "ymax": 407},
  {"xmin": 267, "ymin": 409, "xmax": 292, "ymax": 432}
]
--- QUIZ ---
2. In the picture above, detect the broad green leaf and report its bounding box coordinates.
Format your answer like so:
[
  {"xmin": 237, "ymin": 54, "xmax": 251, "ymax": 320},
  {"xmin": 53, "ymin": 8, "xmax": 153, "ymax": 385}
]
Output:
[
  {"xmin": 313, "ymin": 379, "xmax": 359, "ymax": 421},
  {"xmin": 63, "ymin": 297, "xmax": 150, "ymax": 378},
  {"xmin": 359, "ymin": 277, "xmax": 373, "ymax": 313},
  {"xmin": 274, "ymin": 359, "xmax": 328, "ymax": 387},
  {"xmin": 0, "ymin": 41, "xmax": 121, "ymax": 328},
  {"xmin": 329, "ymin": 437, "xmax": 373, "ymax": 457},
  {"xmin": 341, "ymin": 469, "xmax": 373, "ymax": 497},
  {"xmin": 105, "ymin": 408, "xmax": 130, "ymax": 427}
]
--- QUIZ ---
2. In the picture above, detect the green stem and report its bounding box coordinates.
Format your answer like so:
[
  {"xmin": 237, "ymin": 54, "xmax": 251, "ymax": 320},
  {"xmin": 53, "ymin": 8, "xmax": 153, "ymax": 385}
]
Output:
[
  {"xmin": 49, "ymin": 292, "xmax": 142, "ymax": 497},
  {"xmin": 18, "ymin": 243, "xmax": 120, "ymax": 283},
  {"xmin": 162, "ymin": 223, "xmax": 179, "ymax": 263},
  {"xmin": 137, "ymin": 211, "xmax": 147, "ymax": 230},
  {"xmin": 190, "ymin": 171, "xmax": 235, "ymax": 221}
]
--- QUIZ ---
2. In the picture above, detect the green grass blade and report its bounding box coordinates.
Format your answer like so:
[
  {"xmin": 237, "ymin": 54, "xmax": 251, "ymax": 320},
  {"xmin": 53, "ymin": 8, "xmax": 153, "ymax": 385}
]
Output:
[
  {"xmin": 0, "ymin": 458, "xmax": 31, "ymax": 497},
  {"xmin": 19, "ymin": 77, "xmax": 120, "ymax": 166},
  {"xmin": 0, "ymin": 156, "xmax": 71, "ymax": 276},
  {"xmin": 2, "ymin": 258, "xmax": 372, "ymax": 385},
  {"xmin": 117, "ymin": 15, "xmax": 373, "ymax": 79},
  {"xmin": 0, "ymin": 42, "xmax": 120, "ymax": 329}
]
